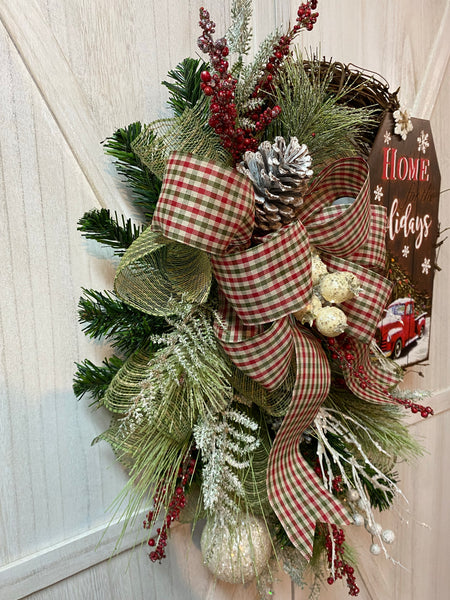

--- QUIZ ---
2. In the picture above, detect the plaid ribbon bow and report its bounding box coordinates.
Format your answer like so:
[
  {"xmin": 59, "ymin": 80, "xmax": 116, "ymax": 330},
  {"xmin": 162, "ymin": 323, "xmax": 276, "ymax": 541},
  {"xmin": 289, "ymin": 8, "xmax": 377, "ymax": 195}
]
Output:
[{"xmin": 115, "ymin": 152, "xmax": 396, "ymax": 558}]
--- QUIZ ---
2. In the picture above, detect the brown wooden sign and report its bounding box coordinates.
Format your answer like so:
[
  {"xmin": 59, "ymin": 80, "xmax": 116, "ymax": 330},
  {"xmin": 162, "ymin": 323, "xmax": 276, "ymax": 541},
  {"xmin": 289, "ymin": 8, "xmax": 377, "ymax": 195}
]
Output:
[{"xmin": 368, "ymin": 112, "xmax": 441, "ymax": 366}]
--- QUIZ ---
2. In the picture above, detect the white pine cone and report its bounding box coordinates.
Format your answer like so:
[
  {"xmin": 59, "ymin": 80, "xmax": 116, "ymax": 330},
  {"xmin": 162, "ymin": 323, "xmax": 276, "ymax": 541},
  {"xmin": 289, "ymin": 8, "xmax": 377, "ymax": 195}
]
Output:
[{"xmin": 237, "ymin": 137, "xmax": 313, "ymax": 233}]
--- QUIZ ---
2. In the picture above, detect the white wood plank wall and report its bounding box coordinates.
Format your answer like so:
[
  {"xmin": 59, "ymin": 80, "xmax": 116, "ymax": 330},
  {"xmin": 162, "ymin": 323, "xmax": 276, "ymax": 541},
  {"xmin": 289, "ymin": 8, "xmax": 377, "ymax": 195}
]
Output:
[{"xmin": 1, "ymin": 1, "xmax": 449, "ymax": 599}]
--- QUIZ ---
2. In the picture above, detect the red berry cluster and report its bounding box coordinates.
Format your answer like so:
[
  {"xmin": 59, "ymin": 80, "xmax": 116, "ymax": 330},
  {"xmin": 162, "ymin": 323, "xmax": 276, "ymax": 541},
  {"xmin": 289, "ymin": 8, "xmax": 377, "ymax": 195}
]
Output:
[
  {"xmin": 314, "ymin": 460, "xmax": 343, "ymax": 494},
  {"xmin": 251, "ymin": 1, "xmax": 319, "ymax": 94},
  {"xmin": 253, "ymin": 0, "xmax": 319, "ymax": 96},
  {"xmin": 198, "ymin": 8, "xmax": 250, "ymax": 162},
  {"xmin": 332, "ymin": 474, "xmax": 343, "ymax": 493},
  {"xmin": 197, "ymin": 3, "xmax": 319, "ymax": 163},
  {"xmin": 327, "ymin": 337, "xmax": 434, "ymax": 420},
  {"xmin": 391, "ymin": 395, "xmax": 434, "ymax": 419},
  {"xmin": 241, "ymin": 1, "xmax": 319, "ymax": 150},
  {"xmin": 143, "ymin": 456, "xmax": 196, "ymax": 563},
  {"xmin": 324, "ymin": 524, "xmax": 359, "ymax": 596},
  {"xmin": 296, "ymin": 0, "xmax": 319, "ymax": 31},
  {"xmin": 327, "ymin": 337, "xmax": 371, "ymax": 391}
]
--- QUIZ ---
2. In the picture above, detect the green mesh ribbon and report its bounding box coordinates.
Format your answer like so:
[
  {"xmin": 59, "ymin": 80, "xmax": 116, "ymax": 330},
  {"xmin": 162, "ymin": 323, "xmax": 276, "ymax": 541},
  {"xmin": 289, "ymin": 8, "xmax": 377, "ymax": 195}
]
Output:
[
  {"xmin": 242, "ymin": 423, "xmax": 272, "ymax": 514},
  {"xmin": 230, "ymin": 363, "xmax": 295, "ymax": 417},
  {"xmin": 132, "ymin": 104, "xmax": 231, "ymax": 181},
  {"xmin": 102, "ymin": 347, "xmax": 153, "ymax": 414},
  {"xmin": 115, "ymin": 229, "xmax": 212, "ymax": 316}
]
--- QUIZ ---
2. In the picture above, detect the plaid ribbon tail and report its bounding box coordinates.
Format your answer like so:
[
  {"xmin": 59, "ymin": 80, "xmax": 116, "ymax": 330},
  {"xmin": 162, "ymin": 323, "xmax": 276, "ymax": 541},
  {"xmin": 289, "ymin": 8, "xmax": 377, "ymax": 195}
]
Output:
[
  {"xmin": 214, "ymin": 294, "xmax": 294, "ymax": 390},
  {"xmin": 341, "ymin": 338, "xmax": 403, "ymax": 402},
  {"xmin": 267, "ymin": 323, "xmax": 350, "ymax": 558}
]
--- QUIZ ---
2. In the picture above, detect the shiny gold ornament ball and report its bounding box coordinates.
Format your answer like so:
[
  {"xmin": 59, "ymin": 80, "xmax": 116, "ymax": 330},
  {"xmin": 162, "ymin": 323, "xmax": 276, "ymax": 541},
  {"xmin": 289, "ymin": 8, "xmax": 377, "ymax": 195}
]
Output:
[
  {"xmin": 319, "ymin": 272, "xmax": 356, "ymax": 304},
  {"xmin": 200, "ymin": 514, "xmax": 272, "ymax": 584},
  {"xmin": 315, "ymin": 306, "xmax": 348, "ymax": 337}
]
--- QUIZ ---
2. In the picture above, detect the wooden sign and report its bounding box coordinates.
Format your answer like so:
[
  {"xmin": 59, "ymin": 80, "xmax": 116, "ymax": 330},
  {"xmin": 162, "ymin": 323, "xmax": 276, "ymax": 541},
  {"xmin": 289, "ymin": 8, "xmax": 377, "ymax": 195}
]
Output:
[{"xmin": 368, "ymin": 112, "xmax": 441, "ymax": 366}]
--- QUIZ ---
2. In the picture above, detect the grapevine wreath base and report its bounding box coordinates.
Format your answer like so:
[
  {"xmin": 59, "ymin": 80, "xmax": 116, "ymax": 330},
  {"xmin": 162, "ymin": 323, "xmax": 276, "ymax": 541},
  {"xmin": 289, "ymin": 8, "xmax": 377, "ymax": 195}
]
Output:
[{"xmin": 74, "ymin": 2, "xmax": 433, "ymax": 597}]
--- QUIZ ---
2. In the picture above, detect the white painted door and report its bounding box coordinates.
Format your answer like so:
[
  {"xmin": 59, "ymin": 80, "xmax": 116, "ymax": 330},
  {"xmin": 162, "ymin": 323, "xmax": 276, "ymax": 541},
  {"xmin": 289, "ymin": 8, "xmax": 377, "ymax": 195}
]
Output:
[{"xmin": 1, "ymin": 2, "xmax": 449, "ymax": 599}]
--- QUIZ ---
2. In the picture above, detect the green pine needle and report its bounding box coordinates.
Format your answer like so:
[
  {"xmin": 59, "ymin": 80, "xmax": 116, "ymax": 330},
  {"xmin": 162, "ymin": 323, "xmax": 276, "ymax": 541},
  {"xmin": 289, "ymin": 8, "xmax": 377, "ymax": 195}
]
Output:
[
  {"xmin": 325, "ymin": 391, "xmax": 424, "ymax": 461},
  {"xmin": 103, "ymin": 123, "xmax": 162, "ymax": 219},
  {"xmin": 73, "ymin": 355, "xmax": 124, "ymax": 404},
  {"xmin": 266, "ymin": 55, "xmax": 377, "ymax": 172},
  {"xmin": 162, "ymin": 57, "xmax": 209, "ymax": 117},
  {"xmin": 77, "ymin": 208, "xmax": 143, "ymax": 254},
  {"xmin": 97, "ymin": 420, "xmax": 192, "ymax": 547},
  {"xmin": 78, "ymin": 288, "xmax": 168, "ymax": 355}
]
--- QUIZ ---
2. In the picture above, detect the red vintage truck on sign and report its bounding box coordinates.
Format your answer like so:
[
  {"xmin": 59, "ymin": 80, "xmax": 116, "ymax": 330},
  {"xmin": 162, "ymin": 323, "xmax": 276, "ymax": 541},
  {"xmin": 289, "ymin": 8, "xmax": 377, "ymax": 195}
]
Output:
[{"xmin": 377, "ymin": 297, "xmax": 426, "ymax": 359}]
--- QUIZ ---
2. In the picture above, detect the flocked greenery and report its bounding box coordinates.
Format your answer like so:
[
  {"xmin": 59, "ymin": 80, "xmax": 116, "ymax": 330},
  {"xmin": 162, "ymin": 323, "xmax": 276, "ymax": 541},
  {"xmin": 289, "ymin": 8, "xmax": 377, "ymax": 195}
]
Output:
[
  {"xmin": 226, "ymin": 0, "xmax": 253, "ymax": 75},
  {"xmin": 193, "ymin": 405, "xmax": 260, "ymax": 522}
]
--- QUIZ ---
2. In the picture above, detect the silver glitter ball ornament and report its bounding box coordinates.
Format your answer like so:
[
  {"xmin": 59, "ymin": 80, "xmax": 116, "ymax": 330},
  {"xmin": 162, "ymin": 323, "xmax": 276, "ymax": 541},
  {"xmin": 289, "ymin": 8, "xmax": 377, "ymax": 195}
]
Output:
[
  {"xmin": 352, "ymin": 513, "xmax": 364, "ymax": 526},
  {"xmin": 381, "ymin": 529, "xmax": 395, "ymax": 544},
  {"xmin": 201, "ymin": 514, "xmax": 272, "ymax": 584},
  {"xmin": 347, "ymin": 489, "xmax": 360, "ymax": 503},
  {"xmin": 365, "ymin": 522, "xmax": 383, "ymax": 536},
  {"xmin": 370, "ymin": 543, "xmax": 382, "ymax": 555}
]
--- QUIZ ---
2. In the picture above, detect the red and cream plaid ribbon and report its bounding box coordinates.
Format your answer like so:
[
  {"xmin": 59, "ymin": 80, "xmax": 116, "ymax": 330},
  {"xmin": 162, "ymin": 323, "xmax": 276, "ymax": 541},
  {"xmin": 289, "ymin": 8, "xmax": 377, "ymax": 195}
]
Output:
[{"xmin": 116, "ymin": 152, "xmax": 395, "ymax": 558}]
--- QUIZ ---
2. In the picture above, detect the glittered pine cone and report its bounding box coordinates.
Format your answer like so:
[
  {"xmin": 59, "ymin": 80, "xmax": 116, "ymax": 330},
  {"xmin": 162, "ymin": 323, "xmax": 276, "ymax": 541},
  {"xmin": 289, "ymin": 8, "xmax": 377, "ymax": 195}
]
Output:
[{"xmin": 237, "ymin": 136, "xmax": 313, "ymax": 234}]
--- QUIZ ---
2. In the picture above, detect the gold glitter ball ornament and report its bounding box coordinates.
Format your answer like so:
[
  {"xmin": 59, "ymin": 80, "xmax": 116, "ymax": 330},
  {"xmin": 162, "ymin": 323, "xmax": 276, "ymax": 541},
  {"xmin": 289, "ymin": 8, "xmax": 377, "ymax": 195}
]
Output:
[
  {"xmin": 311, "ymin": 253, "xmax": 328, "ymax": 285},
  {"xmin": 200, "ymin": 514, "xmax": 272, "ymax": 584},
  {"xmin": 319, "ymin": 272, "xmax": 358, "ymax": 304},
  {"xmin": 293, "ymin": 294, "xmax": 322, "ymax": 325},
  {"xmin": 315, "ymin": 306, "xmax": 347, "ymax": 337}
]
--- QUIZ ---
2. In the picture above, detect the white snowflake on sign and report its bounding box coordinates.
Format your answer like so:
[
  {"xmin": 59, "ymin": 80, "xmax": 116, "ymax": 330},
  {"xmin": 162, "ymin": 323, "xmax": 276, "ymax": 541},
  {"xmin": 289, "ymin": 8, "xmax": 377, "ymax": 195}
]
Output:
[
  {"xmin": 421, "ymin": 258, "xmax": 431, "ymax": 275},
  {"xmin": 417, "ymin": 130, "xmax": 430, "ymax": 154},
  {"xmin": 373, "ymin": 185, "xmax": 384, "ymax": 202},
  {"xmin": 402, "ymin": 245, "xmax": 410, "ymax": 258},
  {"xmin": 383, "ymin": 130, "xmax": 392, "ymax": 145}
]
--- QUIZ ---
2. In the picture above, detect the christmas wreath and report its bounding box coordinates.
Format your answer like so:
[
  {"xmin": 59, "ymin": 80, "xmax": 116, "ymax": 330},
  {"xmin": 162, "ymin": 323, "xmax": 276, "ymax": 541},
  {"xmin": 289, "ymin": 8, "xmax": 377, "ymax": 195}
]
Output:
[{"xmin": 74, "ymin": 1, "xmax": 433, "ymax": 596}]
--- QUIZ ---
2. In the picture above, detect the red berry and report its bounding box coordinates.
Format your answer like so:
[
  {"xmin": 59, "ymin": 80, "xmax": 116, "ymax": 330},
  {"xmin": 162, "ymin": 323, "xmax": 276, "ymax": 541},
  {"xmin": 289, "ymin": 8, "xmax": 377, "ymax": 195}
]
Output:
[{"xmin": 200, "ymin": 70, "xmax": 211, "ymax": 83}]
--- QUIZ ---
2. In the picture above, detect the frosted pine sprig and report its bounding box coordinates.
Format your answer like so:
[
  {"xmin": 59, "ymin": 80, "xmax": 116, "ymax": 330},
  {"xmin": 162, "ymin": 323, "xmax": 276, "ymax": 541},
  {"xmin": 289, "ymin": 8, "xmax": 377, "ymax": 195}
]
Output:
[
  {"xmin": 117, "ymin": 301, "xmax": 232, "ymax": 438},
  {"xmin": 234, "ymin": 29, "xmax": 282, "ymax": 118},
  {"xmin": 193, "ymin": 407, "xmax": 260, "ymax": 523},
  {"xmin": 226, "ymin": 0, "xmax": 253, "ymax": 58}
]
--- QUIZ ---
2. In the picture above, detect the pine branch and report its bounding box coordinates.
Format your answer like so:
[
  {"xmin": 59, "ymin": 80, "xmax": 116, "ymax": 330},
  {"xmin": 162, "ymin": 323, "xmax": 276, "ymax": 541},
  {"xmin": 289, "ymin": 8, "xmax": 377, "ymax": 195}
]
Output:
[
  {"xmin": 226, "ymin": 0, "xmax": 253, "ymax": 59},
  {"xmin": 137, "ymin": 302, "xmax": 232, "ymax": 424},
  {"xmin": 235, "ymin": 29, "xmax": 282, "ymax": 117},
  {"xmin": 103, "ymin": 123, "xmax": 162, "ymax": 219},
  {"xmin": 162, "ymin": 57, "xmax": 210, "ymax": 117},
  {"xmin": 77, "ymin": 208, "xmax": 143, "ymax": 254},
  {"xmin": 73, "ymin": 355, "xmax": 124, "ymax": 404},
  {"xmin": 78, "ymin": 288, "xmax": 168, "ymax": 354},
  {"xmin": 266, "ymin": 56, "xmax": 377, "ymax": 172}
]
